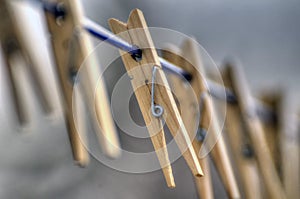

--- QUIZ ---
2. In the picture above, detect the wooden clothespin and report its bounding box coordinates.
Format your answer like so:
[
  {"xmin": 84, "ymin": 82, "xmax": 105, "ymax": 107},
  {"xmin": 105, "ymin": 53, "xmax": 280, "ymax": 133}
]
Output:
[
  {"xmin": 260, "ymin": 91, "xmax": 300, "ymax": 199},
  {"xmin": 225, "ymin": 102, "xmax": 263, "ymax": 199},
  {"xmin": 221, "ymin": 61, "xmax": 286, "ymax": 199},
  {"xmin": 223, "ymin": 79, "xmax": 265, "ymax": 199},
  {"xmin": 259, "ymin": 90, "xmax": 282, "ymax": 173},
  {"xmin": 161, "ymin": 42, "xmax": 214, "ymax": 199},
  {"xmin": 108, "ymin": 9, "xmax": 203, "ymax": 188},
  {"xmin": 161, "ymin": 38, "xmax": 240, "ymax": 199},
  {"xmin": 278, "ymin": 95, "xmax": 299, "ymax": 199},
  {"xmin": 44, "ymin": 0, "xmax": 121, "ymax": 166},
  {"xmin": 0, "ymin": 0, "xmax": 53, "ymax": 124}
]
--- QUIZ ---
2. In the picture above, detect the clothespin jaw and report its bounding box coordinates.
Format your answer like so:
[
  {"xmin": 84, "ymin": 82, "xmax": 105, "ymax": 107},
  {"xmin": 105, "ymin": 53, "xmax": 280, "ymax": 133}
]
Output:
[
  {"xmin": 161, "ymin": 43, "xmax": 214, "ymax": 199},
  {"xmin": 108, "ymin": 9, "xmax": 203, "ymax": 187},
  {"xmin": 0, "ymin": 0, "xmax": 53, "ymax": 124},
  {"xmin": 221, "ymin": 61, "xmax": 287, "ymax": 199},
  {"xmin": 44, "ymin": 0, "xmax": 121, "ymax": 166},
  {"xmin": 161, "ymin": 38, "xmax": 240, "ymax": 199}
]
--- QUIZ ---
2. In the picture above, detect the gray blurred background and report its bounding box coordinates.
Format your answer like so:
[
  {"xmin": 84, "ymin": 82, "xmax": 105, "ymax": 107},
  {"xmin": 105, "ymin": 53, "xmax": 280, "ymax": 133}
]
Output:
[{"xmin": 0, "ymin": 0, "xmax": 299, "ymax": 198}]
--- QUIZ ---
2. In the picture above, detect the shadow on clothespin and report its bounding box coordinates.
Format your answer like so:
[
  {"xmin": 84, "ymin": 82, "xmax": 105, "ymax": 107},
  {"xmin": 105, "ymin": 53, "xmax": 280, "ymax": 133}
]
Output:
[
  {"xmin": 161, "ymin": 38, "xmax": 240, "ymax": 199},
  {"xmin": 44, "ymin": 0, "xmax": 121, "ymax": 167},
  {"xmin": 108, "ymin": 9, "xmax": 203, "ymax": 188},
  {"xmin": 221, "ymin": 61, "xmax": 287, "ymax": 199},
  {"xmin": 0, "ymin": 0, "xmax": 53, "ymax": 125}
]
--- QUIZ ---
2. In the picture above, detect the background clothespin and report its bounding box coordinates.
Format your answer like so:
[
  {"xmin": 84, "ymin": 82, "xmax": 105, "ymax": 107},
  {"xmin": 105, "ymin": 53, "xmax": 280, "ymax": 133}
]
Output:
[
  {"xmin": 223, "ymin": 70, "xmax": 264, "ymax": 199},
  {"xmin": 108, "ymin": 9, "xmax": 203, "ymax": 188},
  {"xmin": 0, "ymin": 0, "xmax": 53, "ymax": 124},
  {"xmin": 44, "ymin": 0, "xmax": 121, "ymax": 166},
  {"xmin": 260, "ymin": 90, "xmax": 300, "ymax": 199},
  {"xmin": 278, "ymin": 95, "xmax": 300, "ymax": 199},
  {"xmin": 161, "ymin": 43, "xmax": 214, "ymax": 199},
  {"xmin": 221, "ymin": 61, "xmax": 286, "ymax": 199},
  {"xmin": 161, "ymin": 38, "xmax": 240, "ymax": 199},
  {"xmin": 259, "ymin": 90, "xmax": 282, "ymax": 173}
]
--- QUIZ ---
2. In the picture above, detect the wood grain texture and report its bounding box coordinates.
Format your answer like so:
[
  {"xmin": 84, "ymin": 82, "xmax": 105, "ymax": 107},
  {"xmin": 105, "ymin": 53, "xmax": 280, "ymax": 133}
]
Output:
[
  {"xmin": 109, "ymin": 9, "xmax": 204, "ymax": 187},
  {"xmin": 222, "ymin": 62, "xmax": 286, "ymax": 199}
]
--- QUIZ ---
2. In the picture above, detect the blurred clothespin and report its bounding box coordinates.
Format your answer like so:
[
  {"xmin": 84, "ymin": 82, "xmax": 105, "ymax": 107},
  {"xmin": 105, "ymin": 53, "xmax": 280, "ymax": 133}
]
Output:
[
  {"xmin": 278, "ymin": 95, "xmax": 299, "ymax": 199},
  {"xmin": 260, "ymin": 90, "xmax": 300, "ymax": 199},
  {"xmin": 221, "ymin": 61, "xmax": 286, "ymax": 199},
  {"xmin": 43, "ymin": 0, "xmax": 121, "ymax": 166},
  {"xmin": 161, "ymin": 38, "xmax": 240, "ymax": 199},
  {"xmin": 223, "ymin": 76, "xmax": 266, "ymax": 199},
  {"xmin": 259, "ymin": 91, "xmax": 282, "ymax": 173},
  {"xmin": 161, "ymin": 41, "xmax": 214, "ymax": 199},
  {"xmin": 108, "ymin": 9, "xmax": 203, "ymax": 188},
  {"xmin": 0, "ymin": 0, "xmax": 53, "ymax": 124}
]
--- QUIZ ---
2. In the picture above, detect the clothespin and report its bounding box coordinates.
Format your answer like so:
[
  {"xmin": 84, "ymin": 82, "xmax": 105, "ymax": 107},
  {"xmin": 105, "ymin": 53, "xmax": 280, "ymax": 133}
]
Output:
[
  {"xmin": 225, "ymin": 101, "xmax": 263, "ymax": 199},
  {"xmin": 161, "ymin": 42, "xmax": 214, "ymax": 199},
  {"xmin": 44, "ymin": 0, "xmax": 121, "ymax": 166},
  {"xmin": 223, "ymin": 77, "xmax": 264, "ymax": 199},
  {"xmin": 108, "ymin": 9, "xmax": 203, "ymax": 188},
  {"xmin": 221, "ymin": 61, "xmax": 286, "ymax": 199},
  {"xmin": 259, "ymin": 91, "xmax": 282, "ymax": 172},
  {"xmin": 278, "ymin": 95, "xmax": 299, "ymax": 199},
  {"xmin": 161, "ymin": 38, "xmax": 240, "ymax": 199},
  {"xmin": 0, "ymin": 0, "xmax": 53, "ymax": 124},
  {"xmin": 260, "ymin": 91, "xmax": 300, "ymax": 198}
]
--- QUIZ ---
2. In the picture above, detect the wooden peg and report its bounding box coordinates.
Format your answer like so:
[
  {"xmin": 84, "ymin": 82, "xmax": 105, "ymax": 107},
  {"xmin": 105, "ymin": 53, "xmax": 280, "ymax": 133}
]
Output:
[
  {"xmin": 161, "ymin": 43, "xmax": 214, "ymax": 199},
  {"xmin": 260, "ymin": 91, "xmax": 300, "ymax": 199},
  {"xmin": 259, "ymin": 91, "xmax": 300, "ymax": 198},
  {"xmin": 44, "ymin": 0, "xmax": 121, "ymax": 166},
  {"xmin": 162, "ymin": 38, "xmax": 240, "ymax": 198},
  {"xmin": 44, "ymin": 0, "xmax": 88, "ymax": 167},
  {"xmin": 222, "ymin": 62, "xmax": 286, "ymax": 199},
  {"xmin": 259, "ymin": 91, "xmax": 282, "ymax": 173},
  {"xmin": 279, "ymin": 96, "xmax": 299, "ymax": 199},
  {"xmin": 108, "ymin": 9, "xmax": 203, "ymax": 187},
  {"xmin": 224, "ymin": 89, "xmax": 263, "ymax": 199},
  {"xmin": 0, "ymin": 0, "xmax": 53, "ymax": 124}
]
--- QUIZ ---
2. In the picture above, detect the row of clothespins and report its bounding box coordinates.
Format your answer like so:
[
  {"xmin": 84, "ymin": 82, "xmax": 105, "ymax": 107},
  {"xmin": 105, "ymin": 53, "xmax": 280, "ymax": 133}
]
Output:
[{"xmin": 0, "ymin": 0, "xmax": 299, "ymax": 199}]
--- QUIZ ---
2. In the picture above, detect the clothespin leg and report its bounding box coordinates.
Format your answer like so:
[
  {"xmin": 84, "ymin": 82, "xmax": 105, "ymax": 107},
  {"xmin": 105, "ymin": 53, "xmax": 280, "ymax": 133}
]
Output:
[{"xmin": 3, "ymin": 55, "xmax": 28, "ymax": 124}]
